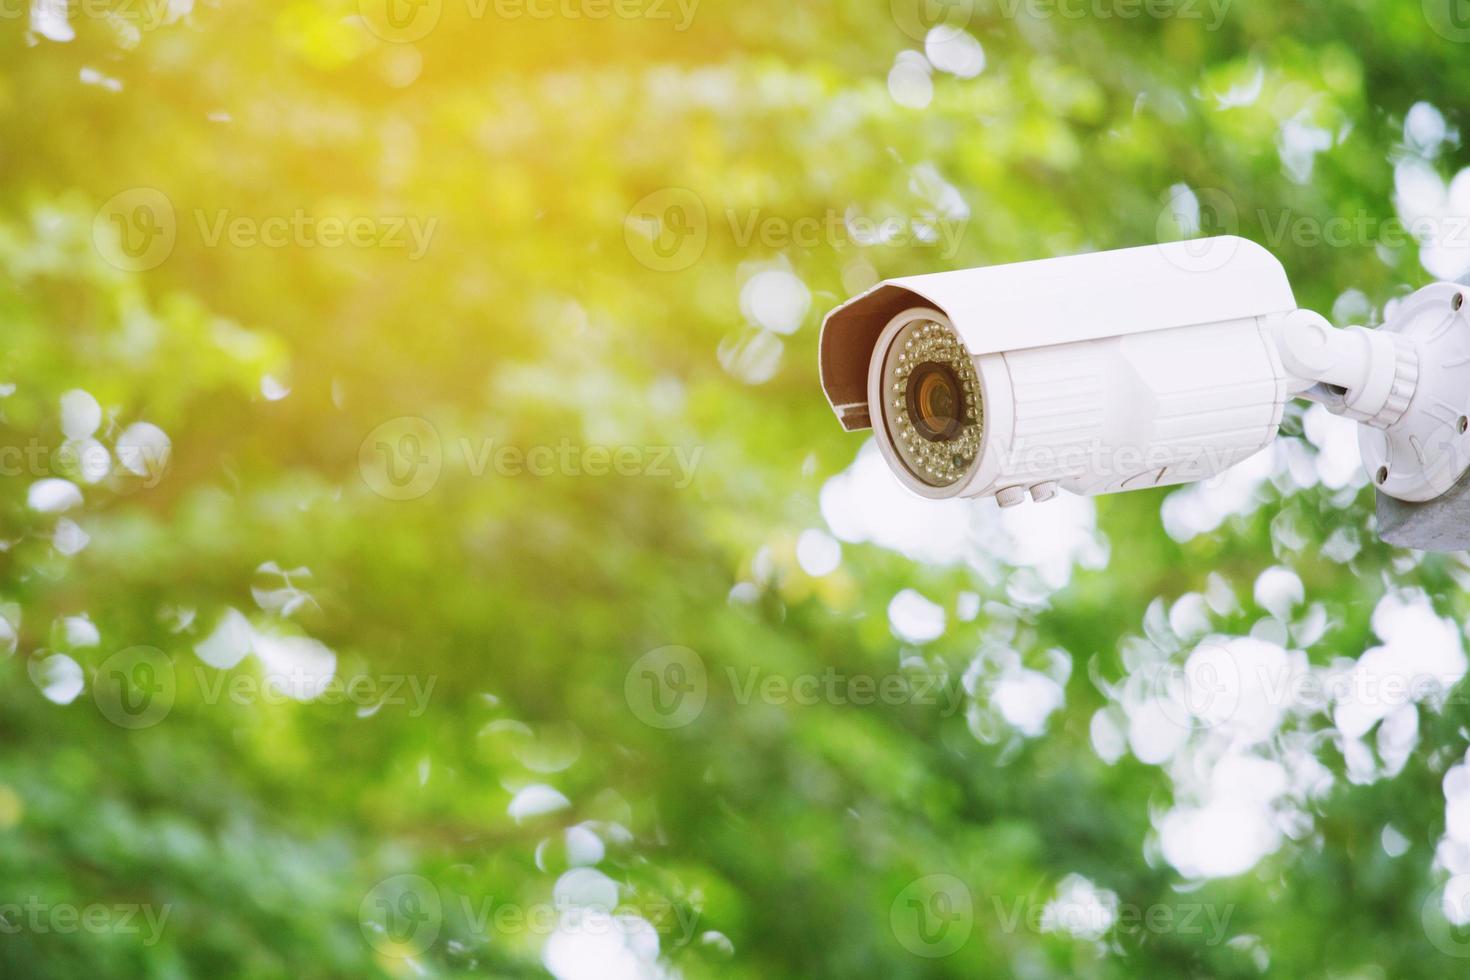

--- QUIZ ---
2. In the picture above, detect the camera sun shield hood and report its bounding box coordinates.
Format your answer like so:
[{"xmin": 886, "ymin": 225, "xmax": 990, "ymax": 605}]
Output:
[{"xmin": 818, "ymin": 236, "xmax": 1297, "ymax": 431}]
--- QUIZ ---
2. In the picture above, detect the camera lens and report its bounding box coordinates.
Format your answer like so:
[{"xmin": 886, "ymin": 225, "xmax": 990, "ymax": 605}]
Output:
[
  {"xmin": 879, "ymin": 317, "xmax": 983, "ymax": 488},
  {"xmin": 906, "ymin": 361, "xmax": 966, "ymax": 441}
]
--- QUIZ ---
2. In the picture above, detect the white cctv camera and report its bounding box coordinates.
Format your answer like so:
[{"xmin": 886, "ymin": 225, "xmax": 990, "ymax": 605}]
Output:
[{"xmin": 819, "ymin": 236, "xmax": 1470, "ymax": 550}]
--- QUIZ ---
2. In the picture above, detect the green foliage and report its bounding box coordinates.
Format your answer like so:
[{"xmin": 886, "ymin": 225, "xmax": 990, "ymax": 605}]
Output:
[{"xmin": 3, "ymin": 1, "xmax": 1470, "ymax": 977}]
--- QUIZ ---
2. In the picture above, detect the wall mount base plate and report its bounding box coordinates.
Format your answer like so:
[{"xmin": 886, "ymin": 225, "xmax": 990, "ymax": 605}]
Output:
[{"xmin": 1377, "ymin": 464, "xmax": 1470, "ymax": 551}]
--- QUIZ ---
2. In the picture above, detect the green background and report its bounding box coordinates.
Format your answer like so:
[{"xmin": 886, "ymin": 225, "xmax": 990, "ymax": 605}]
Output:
[{"xmin": 3, "ymin": 0, "xmax": 1470, "ymax": 976}]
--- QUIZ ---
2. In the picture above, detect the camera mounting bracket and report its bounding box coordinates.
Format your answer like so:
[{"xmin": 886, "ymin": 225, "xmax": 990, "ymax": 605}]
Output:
[
  {"xmin": 1273, "ymin": 284, "xmax": 1470, "ymax": 506},
  {"xmin": 1274, "ymin": 283, "xmax": 1470, "ymax": 550}
]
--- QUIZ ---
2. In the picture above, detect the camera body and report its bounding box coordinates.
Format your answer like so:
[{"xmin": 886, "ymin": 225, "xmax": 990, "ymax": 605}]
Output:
[
  {"xmin": 820, "ymin": 235, "xmax": 1470, "ymax": 548},
  {"xmin": 820, "ymin": 237, "xmax": 1299, "ymax": 503}
]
